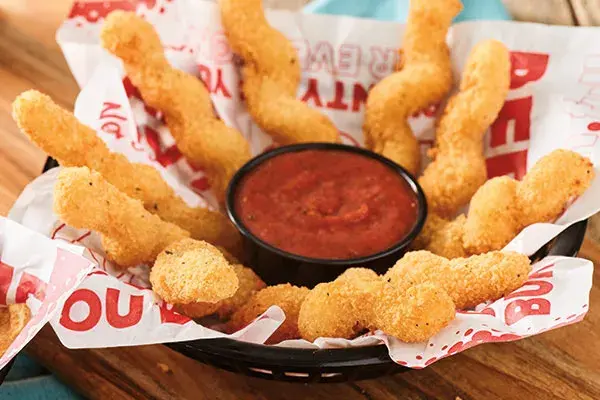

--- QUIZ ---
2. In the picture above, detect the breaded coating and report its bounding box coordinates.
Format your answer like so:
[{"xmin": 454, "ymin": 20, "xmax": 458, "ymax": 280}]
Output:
[
  {"xmin": 416, "ymin": 150, "xmax": 594, "ymax": 256},
  {"xmin": 419, "ymin": 40, "xmax": 510, "ymax": 217},
  {"xmin": 462, "ymin": 176, "xmax": 520, "ymax": 254},
  {"xmin": 219, "ymin": 0, "xmax": 339, "ymax": 144},
  {"xmin": 0, "ymin": 304, "xmax": 31, "ymax": 357},
  {"xmin": 12, "ymin": 90, "xmax": 243, "ymax": 256},
  {"xmin": 425, "ymin": 214, "xmax": 468, "ymax": 259},
  {"xmin": 363, "ymin": 0, "xmax": 462, "ymax": 175},
  {"xmin": 174, "ymin": 263, "xmax": 266, "ymax": 319},
  {"xmin": 298, "ymin": 269, "xmax": 381, "ymax": 342},
  {"xmin": 518, "ymin": 149, "xmax": 595, "ymax": 227},
  {"xmin": 100, "ymin": 11, "xmax": 251, "ymax": 202},
  {"xmin": 54, "ymin": 167, "xmax": 189, "ymax": 267},
  {"xmin": 150, "ymin": 239, "xmax": 238, "ymax": 304},
  {"xmin": 385, "ymin": 250, "xmax": 532, "ymax": 309},
  {"xmin": 373, "ymin": 283, "xmax": 455, "ymax": 342},
  {"xmin": 228, "ymin": 284, "xmax": 310, "ymax": 343}
]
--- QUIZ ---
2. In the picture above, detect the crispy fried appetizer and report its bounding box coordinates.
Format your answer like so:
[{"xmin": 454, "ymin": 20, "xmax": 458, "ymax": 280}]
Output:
[
  {"xmin": 174, "ymin": 263, "xmax": 266, "ymax": 319},
  {"xmin": 100, "ymin": 11, "xmax": 251, "ymax": 202},
  {"xmin": 54, "ymin": 167, "xmax": 189, "ymax": 267},
  {"xmin": 0, "ymin": 304, "xmax": 31, "ymax": 357},
  {"xmin": 363, "ymin": 0, "xmax": 462, "ymax": 175},
  {"xmin": 419, "ymin": 40, "xmax": 511, "ymax": 217},
  {"xmin": 150, "ymin": 239, "xmax": 238, "ymax": 304},
  {"xmin": 385, "ymin": 250, "xmax": 531, "ymax": 310},
  {"xmin": 419, "ymin": 150, "xmax": 595, "ymax": 257},
  {"xmin": 219, "ymin": 0, "xmax": 339, "ymax": 144},
  {"xmin": 463, "ymin": 149, "xmax": 595, "ymax": 254},
  {"xmin": 298, "ymin": 268, "xmax": 455, "ymax": 343},
  {"xmin": 228, "ymin": 284, "xmax": 310, "ymax": 343},
  {"xmin": 12, "ymin": 90, "xmax": 243, "ymax": 256}
]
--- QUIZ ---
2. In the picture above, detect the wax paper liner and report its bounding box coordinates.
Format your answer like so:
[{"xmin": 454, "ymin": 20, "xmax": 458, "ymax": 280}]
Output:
[
  {"xmin": 0, "ymin": 217, "xmax": 96, "ymax": 370},
  {"xmin": 4, "ymin": 0, "xmax": 600, "ymax": 368}
]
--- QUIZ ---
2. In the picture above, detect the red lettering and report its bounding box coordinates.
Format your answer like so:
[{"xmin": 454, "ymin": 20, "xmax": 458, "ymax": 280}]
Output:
[
  {"xmin": 369, "ymin": 47, "xmax": 398, "ymax": 79},
  {"xmin": 105, "ymin": 288, "xmax": 143, "ymax": 329},
  {"xmin": 338, "ymin": 44, "xmax": 360, "ymax": 77},
  {"xmin": 301, "ymin": 78, "xmax": 323, "ymax": 107},
  {"xmin": 309, "ymin": 42, "xmax": 334, "ymax": 73},
  {"xmin": 504, "ymin": 280, "xmax": 553, "ymax": 300},
  {"xmin": 15, "ymin": 272, "xmax": 47, "ymax": 303},
  {"xmin": 100, "ymin": 121, "xmax": 123, "ymax": 139},
  {"xmin": 144, "ymin": 126, "xmax": 182, "ymax": 167},
  {"xmin": 490, "ymin": 97, "xmax": 532, "ymax": 148},
  {"xmin": 352, "ymin": 82, "xmax": 371, "ymax": 112},
  {"xmin": 159, "ymin": 303, "xmax": 191, "ymax": 325},
  {"xmin": 100, "ymin": 102, "xmax": 126, "ymax": 121},
  {"xmin": 510, "ymin": 52, "xmax": 550, "ymax": 89},
  {"xmin": 213, "ymin": 69, "xmax": 231, "ymax": 98},
  {"xmin": 198, "ymin": 64, "xmax": 211, "ymax": 90},
  {"xmin": 505, "ymin": 298, "xmax": 551, "ymax": 325},
  {"xmin": 122, "ymin": 77, "xmax": 141, "ymax": 99},
  {"xmin": 486, "ymin": 149, "xmax": 528, "ymax": 180},
  {"xmin": 0, "ymin": 261, "xmax": 14, "ymax": 305},
  {"xmin": 60, "ymin": 289, "xmax": 102, "ymax": 332},
  {"xmin": 191, "ymin": 176, "xmax": 211, "ymax": 192},
  {"xmin": 326, "ymin": 81, "xmax": 348, "ymax": 110},
  {"xmin": 530, "ymin": 264, "xmax": 554, "ymax": 279}
]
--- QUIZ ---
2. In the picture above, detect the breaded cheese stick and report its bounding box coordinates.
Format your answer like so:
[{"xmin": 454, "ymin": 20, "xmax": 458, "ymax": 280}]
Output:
[
  {"xmin": 12, "ymin": 90, "xmax": 243, "ymax": 255},
  {"xmin": 419, "ymin": 40, "xmax": 511, "ymax": 217},
  {"xmin": 219, "ymin": 0, "xmax": 339, "ymax": 144},
  {"xmin": 363, "ymin": 0, "xmax": 462, "ymax": 175},
  {"xmin": 54, "ymin": 167, "xmax": 189, "ymax": 267},
  {"xmin": 100, "ymin": 11, "xmax": 251, "ymax": 202}
]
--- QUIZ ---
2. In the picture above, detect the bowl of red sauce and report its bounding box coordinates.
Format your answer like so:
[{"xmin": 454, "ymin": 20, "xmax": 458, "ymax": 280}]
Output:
[{"xmin": 226, "ymin": 143, "xmax": 427, "ymax": 287}]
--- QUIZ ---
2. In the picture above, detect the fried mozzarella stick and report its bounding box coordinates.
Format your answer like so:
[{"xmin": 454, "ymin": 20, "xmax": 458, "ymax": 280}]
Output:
[
  {"xmin": 463, "ymin": 149, "xmax": 595, "ymax": 254},
  {"xmin": 0, "ymin": 304, "xmax": 31, "ymax": 357},
  {"xmin": 54, "ymin": 167, "xmax": 190, "ymax": 267},
  {"xmin": 228, "ymin": 284, "xmax": 310, "ymax": 343},
  {"xmin": 420, "ymin": 150, "xmax": 595, "ymax": 257},
  {"xmin": 100, "ymin": 11, "xmax": 251, "ymax": 202},
  {"xmin": 419, "ymin": 40, "xmax": 511, "ymax": 217},
  {"xmin": 219, "ymin": 0, "xmax": 339, "ymax": 144},
  {"xmin": 175, "ymin": 263, "xmax": 266, "ymax": 319},
  {"xmin": 150, "ymin": 239, "xmax": 239, "ymax": 304},
  {"xmin": 298, "ymin": 269, "xmax": 455, "ymax": 343},
  {"xmin": 385, "ymin": 251, "xmax": 531, "ymax": 310},
  {"xmin": 12, "ymin": 90, "xmax": 243, "ymax": 256},
  {"xmin": 363, "ymin": 0, "xmax": 462, "ymax": 175}
]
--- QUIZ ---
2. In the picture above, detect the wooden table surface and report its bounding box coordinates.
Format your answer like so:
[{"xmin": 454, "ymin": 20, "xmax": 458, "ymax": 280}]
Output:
[{"xmin": 1, "ymin": 1, "xmax": 600, "ymax": 399}]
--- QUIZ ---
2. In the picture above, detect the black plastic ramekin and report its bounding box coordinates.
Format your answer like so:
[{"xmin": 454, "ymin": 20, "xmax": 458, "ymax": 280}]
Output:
[{"xmin": 226, "ymin": 143, "xmax": 427, "ymax": 288}]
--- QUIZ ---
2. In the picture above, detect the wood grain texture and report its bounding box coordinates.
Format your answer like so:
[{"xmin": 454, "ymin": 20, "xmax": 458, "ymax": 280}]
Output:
[{"xmin": 1, "ymin": 0, "xmax": 600, "ymax": 399}]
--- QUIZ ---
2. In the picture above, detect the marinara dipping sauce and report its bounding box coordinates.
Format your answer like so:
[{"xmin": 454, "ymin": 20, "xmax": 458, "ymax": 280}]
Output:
[{"xmin": 233, "ymin": 147, "xmax": 420, "ymax": 260}]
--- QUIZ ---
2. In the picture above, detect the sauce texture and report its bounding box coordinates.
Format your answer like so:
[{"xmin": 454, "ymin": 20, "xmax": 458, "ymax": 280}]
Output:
[{"xmin": 235, "ymin": 149, "xmax": 418, "ymax": 259}]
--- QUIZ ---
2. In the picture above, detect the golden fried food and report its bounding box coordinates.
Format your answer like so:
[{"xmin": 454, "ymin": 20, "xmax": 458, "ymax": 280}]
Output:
[
  {"xmin": 385, "ymin": 250, "xmax": 531, "ymax": 309},
  {"xmin": 228, "ymin": 284, "xmax": 310, "ymax": 343},
  {"xmin": 298, "ymin": 268, "xmax": 455, "ymax": 343},
  {"xmin": 0, "ymin": 304, "xmax": 31, "ymax": 357},
  {"xmin": 298, "ymin": 269, "xmax": 381, "ymax": 341},
  {"xmin": 175, "ymin": 263, "xmax": 266, "ymax": 319},
  {"xmin": 418, "ymin": 150, "xmax": 594, "ymax": 256},
  {"xmin": 54, "ymin": 167, "xmax": 189, "ymax": 267},
  {"xmin": 462, "ymin": 176, "xmax": 519, "ymax": 254},
  {"xmin": 219, "ymin": 0, "xmax": 339, "ymax": 144},
  {"xmin": 463, "ymin": 149, "xmax": 595, "ymax": 254},
  {"xmin": 419, "ymin": 40, "xmax": 511, "ymax": 217},
  {"xmin": 12, "ymin": 90, "xmax": 243, "ymax": 256},
  {"xmin": 373, "ymin": 282, "xmax": 455, "ymax": 342},
  {"xmin": 100, "ymin": 11, "xmax": 251, "ymax": 202},
  {"xmin": 518, "ymin": 149, "xmax": 595, "ymax": 226},
  {"xmin": 150, "ymin": 239, "xmax": 238, "ymax": 304},
  {"xmin": 363, "ymin": 0, "xmax": 462, "ymax": 175}
]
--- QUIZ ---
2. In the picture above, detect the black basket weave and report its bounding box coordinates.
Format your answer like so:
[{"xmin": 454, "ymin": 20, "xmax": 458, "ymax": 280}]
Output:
[{"xmin": 38, "ymin": 157, "xmax": 588, "ymax": 383}]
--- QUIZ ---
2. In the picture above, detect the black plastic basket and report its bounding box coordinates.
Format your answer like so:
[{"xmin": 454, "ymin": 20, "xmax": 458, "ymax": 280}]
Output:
[{"xmin": 41, "ymin": 157, "xmax": 588, "ymax": 383}]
